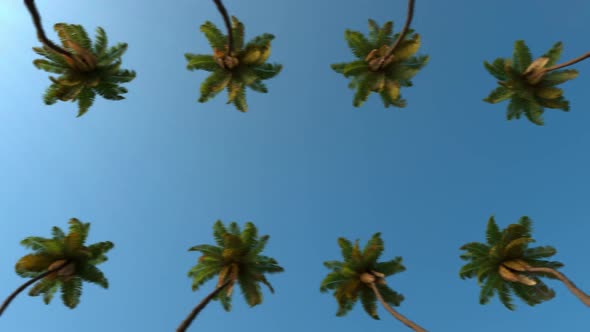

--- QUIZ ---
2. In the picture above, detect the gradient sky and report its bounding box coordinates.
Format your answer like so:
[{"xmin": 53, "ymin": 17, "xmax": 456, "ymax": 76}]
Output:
[{"xmin": 1, "ymin": 0, "xmax": 590, "ymax": 331}]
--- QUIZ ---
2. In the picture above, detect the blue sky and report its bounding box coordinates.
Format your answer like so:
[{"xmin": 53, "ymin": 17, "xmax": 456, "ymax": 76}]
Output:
[{"xmin": 1, "ymin": 0, "xmax": 590, "ymax": 331}]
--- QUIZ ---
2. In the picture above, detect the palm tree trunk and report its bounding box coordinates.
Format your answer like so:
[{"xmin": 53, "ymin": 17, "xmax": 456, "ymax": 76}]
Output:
[
  {"xmin": 23, "ymin": 0, "xmax": 73, "ymax": 59},
  {"xmin": 176, "ymin": 279, "xmax": 232, "ymax": 332},
  {"xmin": 0, "ymin": 260, "xmax": 69, "ymax": 317},
  {"xmin": 377, "ymin": 0, "xmax": 416, "ymax": 70},
  {"xmin": 368, "ymin": 282, "xmax": 427, "ymax": 332},
  {"xmin": 211, "ymin": 0, "xmax": 234, "ymax": 55},
  {"xmin": 544, "ymin": 52, "xmax": 590, "ymax": 73},
  {"xmin": 526, "ymin": 266, "xmax": 590, "ymax": 307}
]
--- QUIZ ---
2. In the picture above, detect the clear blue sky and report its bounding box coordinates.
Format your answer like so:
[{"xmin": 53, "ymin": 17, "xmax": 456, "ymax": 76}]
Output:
[{"xmin": 1, "ymin": 0, "xmax": 589, "ymax": 331}]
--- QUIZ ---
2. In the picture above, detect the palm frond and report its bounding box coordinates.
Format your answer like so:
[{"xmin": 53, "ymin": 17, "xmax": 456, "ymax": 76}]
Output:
[
  {"xmin": 185, "ymin": 54, "xmax": 218, "ymax": 72},
  {"xmin": 541, "ymin": 42, "xmax": 562, "ymax": 67},
  {"xmin": 512, "ymin": 40, "xmax": 533, "ymax": 72},
  {"xmin": 360, "ymin": 287, "xmax": 379, "ymax": 319},
  {"xmin": 200, "ymin": 21, "xmax": 227, "ymax": 50},
  {"xmin": 344, "ymin": 30, "xmax": 373, "ymax": 58}
]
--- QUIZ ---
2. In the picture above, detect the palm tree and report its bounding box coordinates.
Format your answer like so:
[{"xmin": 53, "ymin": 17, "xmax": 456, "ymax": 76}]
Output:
[
  {"xmin": 177, "ymin": 220, "xmax": 284, "ymax": 332},
  {"xmin": 459, "ymin": 216, "xmax": 590, "ymax": 309},
  {"xmin": 185, "ymin": 0, "xmax": 282, "ymax": 112},
  {"xmin": 331, "ymin": 0, "xmax": 428, "ymax": 108},
  {"xmin": 0, "ymin": 218, "xmax": 114, "ymax": 317},
  {"xmin": 25, "ymin": 0, "xmax": 135, "ymax": 117},
  {"xmin": 320, "ymin": 233, "xmax": 426, "ymax": 332},
  {"xmin": 483, "ymin": 40, "xmax": 590, "ymax": 125}
]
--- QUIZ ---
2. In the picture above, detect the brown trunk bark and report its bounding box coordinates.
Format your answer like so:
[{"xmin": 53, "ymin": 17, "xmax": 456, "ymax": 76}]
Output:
[
  {"xmin": 23, "ymin": 0, "xmax": 73, "ymax": 59},
  {"xmin": 176, "ymin": 279, "xmax": 233, "ymax": 332},
  {"xmin": 0, "ymin": 260, "xmax": 69, "ymax": 317},
  {"xmin": 377, "ymin": 0, "xmax": 416, "ymax": 70},
  {"xmin": 368, "ymin": 282, "xmax": 427, "ymax": 332},
  {"xmin": 544, "ymin": 52, "xmax": 590, "ymax": 73},
  {"xmin": 212, "ymin": 0, "xmax": 234, "ymax": 55},
  {"xmin": 526, "ymin": 266, "xmax": 590, "ymax": 307}
]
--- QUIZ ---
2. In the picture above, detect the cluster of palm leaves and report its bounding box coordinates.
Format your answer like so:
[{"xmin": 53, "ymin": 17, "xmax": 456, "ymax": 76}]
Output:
[
  {"xmin": 331, "ymin": 19, "xmax": 428, "ymax": 108},
  {"xmin": 483, "ymin": 40, "xmax": 578, "ymax": 125},
  {"xmin": 321, "ymin": 233, "xmax": 405, "ymax": 319},
  {"xmin": 5, "ymin": 216, "xmax": 590, "ymax": 332},
  {"xmin": 13, "ymin": 218, "xmax": 113, "ymax": 308},
  {"xmin": 187, "ymin": 220, "xmax": 283, "ymax": 310},
  {"xmin": 185, "ymin": 16, "xmax": 282, "ymax": 112},
  {"xmin": 459, "ymin": 216, "xmax": 563, "ymax": 310},
  {"xmin": 33, "ymin": 23, "xmax": 135, "ymax": 117}
]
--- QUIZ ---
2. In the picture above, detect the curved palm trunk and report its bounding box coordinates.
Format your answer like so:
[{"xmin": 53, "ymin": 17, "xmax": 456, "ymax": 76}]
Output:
[
  {"xmin": 544, "ymin": 51, "xmax": 590, "ymax": 73},
  {"xmin": 212, "ymin": 0, "xmax": 234, "ymax": 55},
  {"xmin": 0, "ymin": 260, "xmax": 69, "ymax": 317},
  {"xmin": 376, "ymin": 0, "xmax": 416, "ymax": 70},
  {"xmin": 176, "ymin": 280, "xmax": 232, "ymax": 332},
  {"xmin": 368, "ymin": 282, "xmax": 427, "ymax": 332},
  {"xmin": 23, "ymin": 0, "xmax": 73, "ymax": 59},
  {"xmin": 526, "ymin": 266, "xmax": 590, "ymax": 307}
]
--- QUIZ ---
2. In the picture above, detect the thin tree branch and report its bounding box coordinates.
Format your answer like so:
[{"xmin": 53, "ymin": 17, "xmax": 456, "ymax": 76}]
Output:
[
  {"xmin": 23, "ymin": 0, "xmax": 72, "ymax": 59},
  {"xmin": 176, "ymin": 279, "xmax": 233, "ymax": 332},
  {"xmin": 544, "ymin": 51, "xmax": 590, "ymax": 73},
  {"xmin": 526, "ymin": 266, "xmax": 590, "ymax": 307},
  {"xmin": 368, "ymin": 282, "xmax": 427, "ymax": 332},
  {"xmin": 0, "ymin": 260, "xmax": 70, "ymax": 317},
  {"xmin": 212, "ymin": 0, "xmax": 234, "ymax": 55},
  {"xmin": 377, "ymin": 0, "xmax": 416, "ymax": 70}
]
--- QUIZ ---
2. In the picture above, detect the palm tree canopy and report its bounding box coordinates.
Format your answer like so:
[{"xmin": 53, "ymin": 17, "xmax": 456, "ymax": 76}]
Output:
[
  {"xmin": 185, "ymin": 16, "xmax": 282, "ymax": 112},
  {"xmin": 320, "ymin": 233, "xmax": 405, "ymax": 319},
  {"xmin": 14, "ymin": 218, "xmax": 114, "ymax": 308},
  {"xmin": 33, "ymin": 23, "xmax": 136, "ymax": 117},
  {"xmin": 483, "ymin": 40, "xmax": 578, "ymax": 125},
  {"xmin": 187, "ymin": 220, "xmax": 284, "ymax": 311},
  {"xmin": 331, "ymin": 19, "xmax": 428, "ymax": 108},
  {"xmin": 459, "ymin": 216, "xmax": 564, "ymax": 310}
]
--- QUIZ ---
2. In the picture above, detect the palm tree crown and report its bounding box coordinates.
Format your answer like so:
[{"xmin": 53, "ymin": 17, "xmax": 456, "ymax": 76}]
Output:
[
  {"xmin": 185, "ymin": 16, "xmax": 282, "ymax": 112},
  {"xmin": 33, "ymin": 23, "xmax": 136, "ymax": 117},
  {"xmin": 320, "ymin": 233, "xmax": 405, "ymax": 319},
  {"xmin": 459, "ymin": 216, "xmax": 563, "ymax": 310},
  {"xmin": 14, "ymin": 218, "xmax": 114, "ymax": 308},
  {"xmin": 331, "ymin": 19, "xmax": 428, "ymax": 108},
  {"xmin": 187, "ymin": 220, "xmax": 284, "ymax": 310},
  {"xmin": 483, "ymin": 40, "xmax": 578, "ymax": 125}
]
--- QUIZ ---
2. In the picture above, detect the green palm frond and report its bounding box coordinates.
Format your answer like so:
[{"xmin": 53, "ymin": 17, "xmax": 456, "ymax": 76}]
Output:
[
  {"xmin": 231, "ymin": 16, "xmax": 245, "ymax": 52},
  {"xmin": 512, "ymin": 40, "xmax": 533, "ymax": 72},
  {"xmin": 483, "ymin": 40, "xmax": 577, "ymax": 125},
  {"xmin": 187, "ymin": 16, "xmax": 281, "ymax": 112},
  {"xmin": 542, "ymin": 42, "xmax": 562, "ymax": 67},
  {"xmin": 459, "ymin": 216, "xmax": 563, "ymax": 310},
  {"xmin": 344, "ymin": 30, "xmax": 373, "ymax": 59},
  {"xmin": 321, "ymin": 233, "xmax": 406, "ymax": 320},
  {"xmin": 185, "ymin": 54, "xmax": 219, "ymax": 72},
  {"xmin": 332, "ymin": 19, "xmax": 427, "ymax": 108},
  {"xmin": 32, "ymin": 23, "xmax": 135, "ymax": 117},
  {"xmin": 14, "ymin": 218, "xmax": 113, "ymax": 309},
  {"xmin": 200, "ymin": 21, "xmax": 227, "ymax": 51},
  {"xmin": 368, "ymin": 20, "xmax": 394, "ymax": 47},
  {"xmin": 187, "ymin": 220, "xmax": 283, "ymax": 311}
]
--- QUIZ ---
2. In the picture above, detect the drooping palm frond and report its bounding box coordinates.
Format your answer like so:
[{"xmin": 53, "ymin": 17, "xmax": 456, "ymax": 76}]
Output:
[
  {"xmin": 459, "ymin": 216, "xmax": 563, "ymax": 310},
  {"xmin": 187, "ymin": 220, "xmax": 283, "ymax": 310},
  {"xmin": 331, "ymin": 20, "xmax": 428, "ymax": 108},
  {"xmin": 33, "ymin": 23, "xmax": 135, "ymax": 117},
  {"xmin": 321, "ymin": 233, "xmax": 405, "ymax": 319},
  {"xmin": 185, "ymin": 16, "xmax": 282, "ymax": 112},
  {"xmin": 14, "ymin": 218, "xmax": 113, "ymax": 308},
  {"xmin": 483, "ymin": 40, "xmax": 577, "ymax": 125}
]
